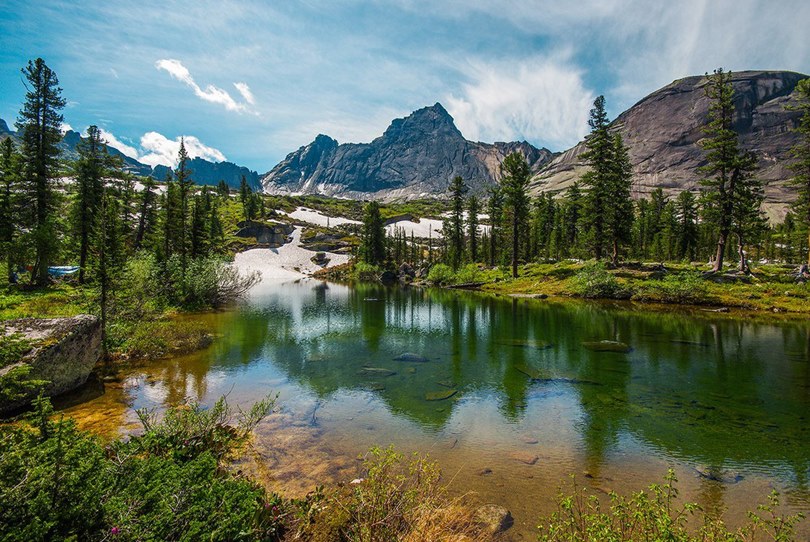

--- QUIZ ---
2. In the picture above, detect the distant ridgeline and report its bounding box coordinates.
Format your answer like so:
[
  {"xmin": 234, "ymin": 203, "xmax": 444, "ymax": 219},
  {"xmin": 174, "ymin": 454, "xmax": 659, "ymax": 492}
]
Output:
[{"xmin": 0, "ymin": 119, "xmax": 261, "ymax": 191}]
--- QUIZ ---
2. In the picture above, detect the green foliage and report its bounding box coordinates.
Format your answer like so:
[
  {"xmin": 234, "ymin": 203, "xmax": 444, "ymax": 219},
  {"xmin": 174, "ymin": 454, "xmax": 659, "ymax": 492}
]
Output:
[
  {"xmin": 0, "ymin": 365, "xmax": 48, "ymax": 404},
  {"xmin": 571, "ymin": 262, "xmax": 627, "ymax": 299},
  {"xmin": 634, "ymin": 271, "xmax": 710, "ymax": 304},
  {"xmin": 501, "ymin": 152, "xmax": 532, "ymax": 278},
  {"xmin": 0, "ymin": 331, "xmax": 32, "ymax": 369},
  {"xmin": 426, "ymin": 263, "xmax": 455, "ymax": 285},
  {"xmin": 0, "ymin": 396, "xmax": 281, "ymax": 541},
  {"xmin": 454, "ymin": 263, "xmax": 482, "ymax": 284},
  {"xmin": 788, "ymin": 78, "xmax": 810, "ymax": 265},
  {"xmin": 353, "ymin": 261, "xmax": 382, "ymax": 282},
  {"xmin": 537, "ymin": 470, "xmax": 804, "ymax": 542},
  {"xmin": 360, "ymin": 201, "xmax": 386, "ymax": 265}
]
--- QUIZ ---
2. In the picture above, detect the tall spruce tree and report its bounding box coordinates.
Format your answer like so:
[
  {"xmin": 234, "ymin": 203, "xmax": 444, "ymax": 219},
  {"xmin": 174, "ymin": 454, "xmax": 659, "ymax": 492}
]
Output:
[
  {"xmin": 675, "ymin": 190, "xmax": 699, "ymax": 261},
  {"xmin": 467, "ymin": 194, "xmax": 480, "ymax": 263},
  {"xmin": 444, "ymin": 176, "xmax": 467, "ymax": 269},
  {"xmin": 16, "ymin": 58, "xmax": 66, "ymax": 285},
  {"xmin": 605, "ymin": 133, "xmax": 634, "ymax": 265},
  {"xmin": 486, "ymin": 186, "xmax": 504, "ymax": 267},
  {"xmin": 580, "ymin": 96, "xmax": 612, "ymax": 261},
  {"xmin": 500, "ymin": 152, "xmax": 531, "ymax": 278},
  {"xmin": 0, "ymin": 138, "xmax": 21, "ymax": 283},
  {"xmin": 788, "ymin": 78, "xmax": 810, "ymax": 265},
  {"xmin": 71, "ymin": 126, "xmax": 108, "ymax": 283},
  {"xmin": 360, "ymin": 201, "xmax": 386, "ymax": 265},
  {"xmin": 175, "ymin": 139, "xmax": 192, "ymax": 283},
  {"xmin": 730, "ymin": 150, "xmax": 766, "ymax": 272},
  {"xmin": 134, "ymin": 176, "xmax": 158, "ymax": 250},
  {"xmin": 699, "ymin": 68, "xmax": 764, "ymax": 273}
]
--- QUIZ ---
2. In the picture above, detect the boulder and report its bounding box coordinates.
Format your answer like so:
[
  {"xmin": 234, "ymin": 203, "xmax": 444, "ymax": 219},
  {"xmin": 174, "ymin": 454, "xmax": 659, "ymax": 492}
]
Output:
[
  {"xmin": 235, "ymin": 220, "xmax": 294, "ymax": 247},
  {"xmin": 1, "ymin": 315, "xmax": 102, "ymax": 414},
  {"xmin": 474, "ymin": 504, "xmax": 513, "ymax": 535}
]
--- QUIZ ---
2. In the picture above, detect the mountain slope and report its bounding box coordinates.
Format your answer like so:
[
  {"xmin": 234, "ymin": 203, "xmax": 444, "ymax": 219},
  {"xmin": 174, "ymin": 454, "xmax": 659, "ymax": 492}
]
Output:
[
  {"xmin": 0, "ymin": 120, "xmax": 259, "ymax": 189},
  {"xmin": 530, "ymin": 70, "xmax": 808, "ymax": 220},
  {"xmin": 261, "ymin": 103, "xmax": 554, "ymax": 199}
]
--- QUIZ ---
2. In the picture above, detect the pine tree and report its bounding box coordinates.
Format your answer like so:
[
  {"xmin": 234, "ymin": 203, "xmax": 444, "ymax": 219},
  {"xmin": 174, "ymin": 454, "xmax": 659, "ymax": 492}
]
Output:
[
  {"xmin": 699, "ymin": 69, "xmax": 766, "ymax": 273},
  {"xmin": 0, "ymin": 138, "xmax": 21, "ymax": 283},
  {"xmin": 360, "ymin": 201, "xmax": 386, "ymax": 265},
  {"xmin": 217, "ymin": 179, "xmax": 230, "ymax": 197},
  {"xmin": 500, "ymin": 152, "xmax": 531, "ymax": 278},
  {"xmin": 467, "ymin": 194, "xmax": 480, "ymax": 262},
  {"xmin": 486, "ymin": 186, "xmax": 504, "ymax": 267},
  {"xmin": 564, "ymin": 182, "xmax": 583, "ymax": 253},
  {"xmin": 134, "ymin": 176, "xmax": 158, "ymax": 250},
  {"xmin": 788, "ymin": 78, "xmax": 810, "ymax": 265},
  {"xmin": 71, "ymin": 126, "xmax": 108, "ymax": 283},
  {"xmin": 580, "ymin": 96, "xmax": 613, "ymax": 261},
  {"xmin": 175, "ymin": 139, "xmax": 193, "ymax": 283},
  {"xmin": 675, "ymin": 190, "xmax": 699, "ymax": 261},
  {"xmin": 444, "ymin": 176, "xmax": 467, "ymax": 268},
  {"xmin": 93, "ymin": 189, "xmax": 124, "ymax": 358},
  {"xmin": 16, "ymin": 58, "xmax": 66, "ymax": 285}
]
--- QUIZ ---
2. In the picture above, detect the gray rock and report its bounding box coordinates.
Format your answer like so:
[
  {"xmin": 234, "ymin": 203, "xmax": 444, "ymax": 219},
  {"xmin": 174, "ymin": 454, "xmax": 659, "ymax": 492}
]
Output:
[
  {"xmin": 1, "ymin": 315, "xmax": 102, "ymax": 414},
  {"xmin": 261, "ymin": 103, "xmax": 554, "ymax": 199},
  {"xmin": 475, "ymin": 504, "xmax": 514, "ymax": 534},
  {"xmin": 393, "ymin": 353, "xmax": 430, "ymax": 363},
  {"xmin": 235, "ymin": 220, "xmax": 294, "ymax": 247},
  {"xmin": 531, "ymin": 70, "xmax": 809, "ymax": 222}
]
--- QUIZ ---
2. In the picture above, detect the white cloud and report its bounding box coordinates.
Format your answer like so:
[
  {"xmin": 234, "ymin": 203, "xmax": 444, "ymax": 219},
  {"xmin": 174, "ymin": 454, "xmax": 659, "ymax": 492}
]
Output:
[
  {"xmin": 90, "ymin": 128, "xmax": 226, "ymax": 168},
  {"xmin": 97, "ymin": 127, "xmax": 139, "ymax": 159},
  {"xmin": 138, "ymin": 131, "xmax": 227, "ymax": 168},
  {"xmin": 445, "ymin": 54, "xmax": 595, "ymax": 150},
  {"xmin": 59, "ymin": 122, "xmax": 73, "ymax": 134},
  {"xmin": 155, "ymin": 58, "xmax": 255, "ymax": 113},
  {"xmin": 233, "ymin": 82, "xmax": 255, "ymax": 105}
]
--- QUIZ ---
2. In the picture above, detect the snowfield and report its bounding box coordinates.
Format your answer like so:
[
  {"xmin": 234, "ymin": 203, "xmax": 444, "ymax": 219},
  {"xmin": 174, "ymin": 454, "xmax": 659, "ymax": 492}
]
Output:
[
  {"xmin": 233, "ymin": 228, "xmax": 350, "ymax": 280},
  {"xmin": 285, "ymin": 207, "xmax": 361, "ymax": 227}
]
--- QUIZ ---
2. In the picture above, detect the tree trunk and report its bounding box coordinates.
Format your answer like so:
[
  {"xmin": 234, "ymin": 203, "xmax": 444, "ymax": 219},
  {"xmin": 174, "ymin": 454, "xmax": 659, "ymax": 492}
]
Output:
[
  {"xmin": 512, "ymin": 215, "xmax": 519, "ymax": 278},
  {"xmin": 611, "ymin": 238, "xmax": 619, "ymax": 267},
  {"xmin": 737, "ymin": 233, "xmax": 748, "ymax": 273},
  {"xmin": 713, "ymin": 229, "xmax": 727, "ymax": 273}
]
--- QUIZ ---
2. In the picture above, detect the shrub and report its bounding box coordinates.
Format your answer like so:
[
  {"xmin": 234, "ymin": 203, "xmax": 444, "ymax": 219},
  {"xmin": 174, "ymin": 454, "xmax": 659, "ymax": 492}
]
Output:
[
  {"xmin": 537, "ymin": 470, "xmax": 804, "ymax": 542},
  {"xmin": 634, "ymin": 271, "xmax": 710, "ymax": 304},
  {"xmin": 454, "ymin": 263, "xmax": 482, "ymax": 284},
  {"xmin": 0, "ymin": 395, "xmax": 282, "ymax": 541},
  {"xmin": 427, "ymin": 263, "xmax": 455, "ymax": 285},
  {"xmin": 571, "ymin": 262, "xmax": 627, "ymax": 299},
  {"xmin": 294, "ymin": 446, "xmax": 487, "ymax": 542},
  {"xmin": 353, "ymin": 261, "xmax": 382, "ymax": 282}
]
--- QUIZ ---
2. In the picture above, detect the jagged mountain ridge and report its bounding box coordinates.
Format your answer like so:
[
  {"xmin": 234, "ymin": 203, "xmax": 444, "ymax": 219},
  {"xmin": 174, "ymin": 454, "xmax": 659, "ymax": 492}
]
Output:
[
  {"xmin": 261, "ymin": 103, "xmax": 555, "ymax": 200},
  {"xmin": 530, "ymin": 70, "xmax": 808, "ymax": 220},
  {"xmin": 0, "ymin": 120, "xmax": 261, "ymax": 190}
]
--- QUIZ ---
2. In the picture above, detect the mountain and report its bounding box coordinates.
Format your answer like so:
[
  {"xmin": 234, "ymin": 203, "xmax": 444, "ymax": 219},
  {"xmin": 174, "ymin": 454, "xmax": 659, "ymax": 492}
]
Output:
[
  {"xmin": 530, "ymin": 70, "xmax": 808, "ymax": 220},
  {"xmin": 261, "ymin": 103, "xmax": 555, "ymax": 199},
  {"xmin": 152, "ymin": 158, "xmax": 261, "ymax": 189},
  {"xmin": 0, "ymin": 119, "xmax": 259, "ymax": 189}
]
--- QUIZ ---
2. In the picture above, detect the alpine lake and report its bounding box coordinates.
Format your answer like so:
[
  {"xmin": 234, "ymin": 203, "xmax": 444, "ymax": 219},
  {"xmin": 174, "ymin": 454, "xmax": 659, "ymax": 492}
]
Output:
[{"xmin": 58, "ymin": 278, "xmax": 810, "ymax": 539}]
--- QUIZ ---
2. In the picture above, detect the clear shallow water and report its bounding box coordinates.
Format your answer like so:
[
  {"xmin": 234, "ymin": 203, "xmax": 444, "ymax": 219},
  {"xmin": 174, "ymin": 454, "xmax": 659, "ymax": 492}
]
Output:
[{"xmin": 62, "ymin": 278, "xmax": 810, "ymax": 539}]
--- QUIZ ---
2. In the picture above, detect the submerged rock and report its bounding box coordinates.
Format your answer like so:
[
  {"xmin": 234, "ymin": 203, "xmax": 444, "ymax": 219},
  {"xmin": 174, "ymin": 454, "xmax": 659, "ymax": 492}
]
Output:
[
  {"xmin": 695, "ymin": 465, "xmax": 743, "ymax": 484},
  {"xmin": 394, "ymin": 352, "xmax": 429, "ymax": 363},
  {"xmin": 515, "ymin": 363, "xmax": 543, "ymax": 379},
  {"xmin": 425, "ymin": 389, "xmax": 457, "ymax": 401},
  {"xmin": 1, "ymin": 315, "xmax": 102, "ymax": 414},
  {"xmin": 358, "ymin": 367, "xmax": 396, "ymax": 377},
  {"xmin": 509, "ymin": 451, "xmax": 540, "ymax": 465},
  {"xmin": 475, "ymin": 504, "xmax": 514, "ymax": 534},
  {"xmin": 582, "ymin": 340, "xmax": 632, "ymax": 353}
]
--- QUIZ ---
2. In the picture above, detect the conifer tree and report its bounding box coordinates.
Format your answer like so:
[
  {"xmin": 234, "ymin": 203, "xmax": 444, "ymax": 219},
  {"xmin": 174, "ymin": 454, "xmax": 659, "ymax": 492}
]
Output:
[
  {"xmin": 0, "ymin": 138, "xmax": 21, "ymax": 283},
  {"xmin": 467, "ymin": 194, "xmax": 480, "ymax": 262},
  {"xmin": 134, "ymin": 176, "xmax": 158, "ymax": 250},
  {"xmin": 564, "ymin": 182, "xmax": 583, "ymax": 253},
  {"xmin": 500, "ymin": 152, "xmax": 531, "ymax": 278},
  {"xmin": 175, "ymin": 139, "xmax": 192, "ymax": 282},
  {"xmin": 360, "ymin": 201, "xmax": 386, "ymax": 265},
  {"xmin": 71, "ymin": 126, "xmax": 108, "ymax": 283},
  {"xmin": 605, "ymin": 133, "xmax": 635, "ymax": 265},
  {"xmin": 699, "ymin": 68, "xmax": 765, "ymax": 273},
  {"xmin": 675, "ymin": 190, "xmax": 699, "ymax": 261},
  {"xmin": 788, "ymin": 78, "xmax": 810, "ymax": 265},
  {"xmin": 444, "ymin": 176, "xmax": 467, "ymax": 269},
  {"xmin": 486, "ymin": 186, "xmax": 504, "ymax": 267},
  {"xmin": 16, "ymin": 58, "xmax": 66, "ymax": 285},
  {"xmin": 580, "ymin": 96, "xmax": 612, "ymax": 261}
]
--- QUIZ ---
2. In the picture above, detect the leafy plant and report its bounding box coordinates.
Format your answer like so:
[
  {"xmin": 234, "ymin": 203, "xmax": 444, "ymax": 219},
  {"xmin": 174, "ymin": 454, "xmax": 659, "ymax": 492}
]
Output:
[
  {"xmin": 571, "ymin": 262, "xmax": 628, "ymax": 298},
  {"xmin": 634, "ymin": 271, "xmax": 710, "ymax": 304},
  {"xmin": 426, "ymin": 263, "xmax": 456, "ymax": 285}
]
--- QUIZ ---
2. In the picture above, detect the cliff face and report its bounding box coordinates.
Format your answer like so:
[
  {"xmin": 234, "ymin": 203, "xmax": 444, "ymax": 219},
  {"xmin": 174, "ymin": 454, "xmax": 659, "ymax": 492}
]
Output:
[
  {"xmin": 530, "ymin": 71, "xmax": 808, "ymax": 220},
  {"xmin": 261, "ymin": 103, "xmax": 554, "ymax": 200}
]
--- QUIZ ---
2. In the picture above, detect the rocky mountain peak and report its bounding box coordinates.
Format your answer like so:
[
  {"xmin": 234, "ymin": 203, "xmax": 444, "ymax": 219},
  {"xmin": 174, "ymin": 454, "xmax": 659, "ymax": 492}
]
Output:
[
  {"xmin": 380, "ymin": 102, "xmax": 463, "ymax": 143},
  {"xmin": 0, "ymin": 118, "xmax": 11, "ymax": 135}
]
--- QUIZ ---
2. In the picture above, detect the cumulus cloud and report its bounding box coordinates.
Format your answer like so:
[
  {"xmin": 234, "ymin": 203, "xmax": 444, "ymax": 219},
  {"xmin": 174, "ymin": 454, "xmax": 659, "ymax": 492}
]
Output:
[
  {"xmin": 137, "ymin": 132, "xmax": 227, "ymax": 168},
  {"xmin": 59, "ymin": 122, "xmax": 73, "ymax": 134},
  {"xmin": 445, "ymin": 54, "xmax": 594, "ymax": 151},
  {"xmin": 90, "ymin": 127, "xmax": 226, "ymax": 168},
  {"xmin": 155, "ymin": 58, "xmax": 255, "ymax": 113},
  {"xmin": 97, "ymin": 127, "xmax": 139, "ymax": 159}
]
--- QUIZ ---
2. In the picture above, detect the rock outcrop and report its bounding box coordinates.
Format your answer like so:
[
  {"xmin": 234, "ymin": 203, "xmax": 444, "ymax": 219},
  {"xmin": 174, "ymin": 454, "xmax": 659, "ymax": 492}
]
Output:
[
  {"xmin": 234, "ymin": 220, "xmax": 294, "ymax": 247},
  {"xmin": 1, "ymin": 315, "xmax": 102, "ymax": 414},
  {"xmin": 531, "ymin": 71, "xmax": 808, "ymax": 221},
  {"xmin": 262, "ymin": 103, "xmax": 554, "ymax": 200}
]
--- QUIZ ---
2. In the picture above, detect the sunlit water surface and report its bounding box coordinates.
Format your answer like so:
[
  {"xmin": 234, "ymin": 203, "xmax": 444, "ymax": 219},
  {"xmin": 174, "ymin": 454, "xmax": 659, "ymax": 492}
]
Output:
[{"xmin": 61, "ymin": 279, "xmax": 810, "ymax": 539}]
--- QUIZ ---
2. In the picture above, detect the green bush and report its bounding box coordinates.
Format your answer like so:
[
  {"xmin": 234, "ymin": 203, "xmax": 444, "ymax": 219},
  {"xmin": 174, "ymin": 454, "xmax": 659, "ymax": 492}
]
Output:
[
  {"xmin": 634, "ymin": 271, "xmax": 710, "ymax": 304},
  {"xmin": 571, "ymin": 262, "xmax": 627, "ymax": 299},
  {"xmin": 537, "ymin": 470, "xmax": 804, "ymax": 542},
  {"xmin": 0, "ymin": 395, "xmax": 283, "ymax": 541},
  {"xmin": 454, "ymin": 263, "xmax": 482, "ymax": 284},
  {"xmin": 353, "ymin": 261, "xmax": 382, "ymax": 282},
  {"xmin": 426, "ymin": 263, "xmax": 455, "ymax": 285}
]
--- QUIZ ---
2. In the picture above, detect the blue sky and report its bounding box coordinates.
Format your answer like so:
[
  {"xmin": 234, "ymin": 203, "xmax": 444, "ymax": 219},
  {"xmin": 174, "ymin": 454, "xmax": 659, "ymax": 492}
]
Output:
[{"xmin": 1, "ymin": 0, "xmax": 808, "ymax": 172}]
